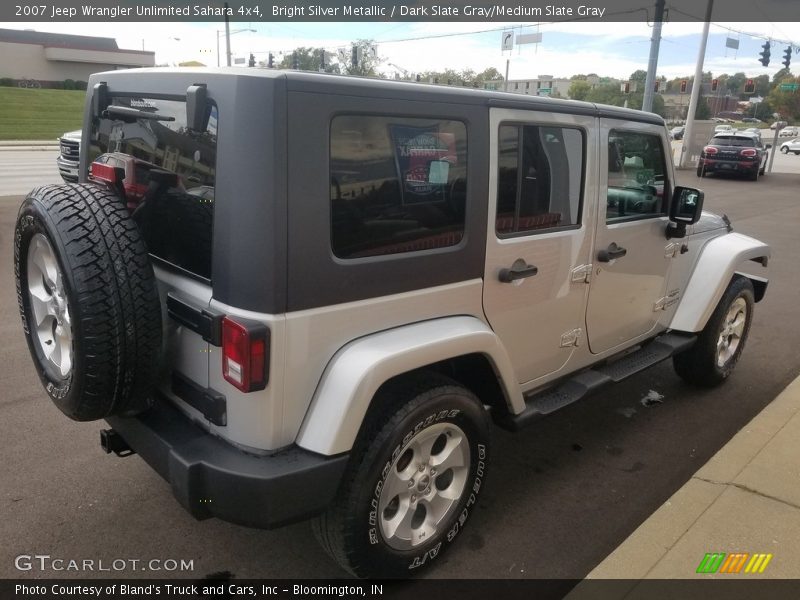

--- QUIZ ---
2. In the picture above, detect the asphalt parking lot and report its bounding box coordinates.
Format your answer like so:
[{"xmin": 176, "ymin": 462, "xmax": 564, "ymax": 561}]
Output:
[{"xmin": 1, "ymin": 164, "xmax": 799, "ymax": 581}]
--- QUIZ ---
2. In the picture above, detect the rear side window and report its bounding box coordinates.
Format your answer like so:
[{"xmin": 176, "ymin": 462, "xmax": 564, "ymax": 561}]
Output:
[
  {"xmin": 89, "ymin": 97, "xmax": 217, "ymax": 281},
  {"xmin": 496, "ymin": 124, "xmax": 584, "ymax": 236},
  {"xmin": 330, "ymin": 115, "xmax": 467, "ymax": 259}
]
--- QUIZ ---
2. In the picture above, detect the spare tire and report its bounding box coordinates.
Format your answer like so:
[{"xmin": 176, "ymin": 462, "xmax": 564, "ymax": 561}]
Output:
[{"xmin": 14, "ymin": 184, "xmax": 162, "ymax": 421}]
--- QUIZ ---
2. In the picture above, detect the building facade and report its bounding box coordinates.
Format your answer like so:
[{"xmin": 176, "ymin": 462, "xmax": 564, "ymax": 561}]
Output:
[{"xmin": 0, "ymin": 28, "xmax": 154, "ymax": 87}]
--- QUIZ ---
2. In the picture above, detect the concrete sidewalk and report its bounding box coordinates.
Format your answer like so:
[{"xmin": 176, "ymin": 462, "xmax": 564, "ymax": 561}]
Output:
[
  {"xmin": 0, "ymin": 140, "xmax": 58, "ymax": 150},
  {"xmin": 572, "ymin": 375, "xmax": 800, "ymax": 589}
]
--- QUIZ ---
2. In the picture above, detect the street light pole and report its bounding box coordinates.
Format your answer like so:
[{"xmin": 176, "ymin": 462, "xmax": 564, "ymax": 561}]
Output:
[{"xmin": 224, "ymin": 2, "xmax": 232, "ymax": 67}]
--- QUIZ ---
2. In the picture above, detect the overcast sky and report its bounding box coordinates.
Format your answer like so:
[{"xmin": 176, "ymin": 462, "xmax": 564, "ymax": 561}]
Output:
[{"xmin": 6, "ymin": 20, "xmax": 799, "ymax": 80}]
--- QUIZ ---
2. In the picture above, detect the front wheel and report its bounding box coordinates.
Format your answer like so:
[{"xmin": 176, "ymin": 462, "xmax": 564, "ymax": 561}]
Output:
[
  {"xmin": 781, "ymin": 146, "xmax": 789, "ymax": 154},
  {"xmin": 314, "ymin": 374, "xmax": 490, "ymax": 578},
  {"xmin": 673, "ymin": 276, "xmax": 754, "ymax": 387}
]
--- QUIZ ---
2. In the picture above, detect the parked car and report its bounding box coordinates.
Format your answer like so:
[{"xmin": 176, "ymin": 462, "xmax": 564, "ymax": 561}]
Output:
[
  {"xmin": 13, "ymin": 69, "xmax": 770, "ymax": 579},
  {"xmin": 697, "ymin": 133, "xmax": 770, "ymax": 181},
  {"xmin": 670, "ymin": 126, "xmax": 685, "ymax": 140},
  {"xmin": 779, "ymin": 138, "xmax": 800, "ymax": 154},
  {"xmin": 56, "ymin": 129, "xmax": 81, "ymax": 182},
  {"xmin": 779, "ymin": 126, "xmax": 799, "ymax": 137},
  {"xmin": 741, "ymin": 117, "xmax": 762, "ymax": 124},
  {"xmin": 714, "ymin": 124, "xmax": 734, "ymax": 134}
]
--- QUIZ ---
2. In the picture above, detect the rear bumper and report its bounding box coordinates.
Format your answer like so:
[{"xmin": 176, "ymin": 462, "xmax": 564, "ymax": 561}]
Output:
[
  {"xmin": 105, "ymin": 399, "xmax": 349, "ymax": 529},
  {"xmin": 699, "ymin": 158, "xmax": 759, "ymax": 174}
]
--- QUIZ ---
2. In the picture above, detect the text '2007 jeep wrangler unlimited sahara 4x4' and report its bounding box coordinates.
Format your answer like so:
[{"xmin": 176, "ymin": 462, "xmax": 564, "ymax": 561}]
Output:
[{"xmin": 14, "ymin": 69, "xmax": 770, "ymax": 578}]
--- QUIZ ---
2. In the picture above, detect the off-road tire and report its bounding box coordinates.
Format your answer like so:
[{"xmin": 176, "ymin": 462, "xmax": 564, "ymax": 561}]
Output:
[
  {"xmin": 313, "ymin": 373, "xmax": 491, "ymax": 578},
  {"xmin": 673, "ymin": 276, "xmax": 754, "ymax": 387},
  {"xmin": 14, "ymin": 184, "xmax": 162, "ymax": 420}
]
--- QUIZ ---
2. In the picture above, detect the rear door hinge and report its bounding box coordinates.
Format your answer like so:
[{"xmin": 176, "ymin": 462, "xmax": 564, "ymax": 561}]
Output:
[
  {"xmin": 560, "ymin": 328, "xmax": 583, "ymax": 347},
  {"xmin": 654, "ymin": 290, "xmax": 680, "ymax": 311},
  {"xmin": 570, "ymin": 264, "xmax": 593, "ymax": 283}
]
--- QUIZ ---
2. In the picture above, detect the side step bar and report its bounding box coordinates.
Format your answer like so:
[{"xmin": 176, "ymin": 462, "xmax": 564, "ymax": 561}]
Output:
[{"xmin": 496, "ymin": 333, "xmax": 696, "ymax": 431}]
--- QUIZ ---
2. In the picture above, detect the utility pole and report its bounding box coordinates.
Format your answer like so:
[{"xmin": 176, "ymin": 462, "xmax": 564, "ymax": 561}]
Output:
[
  {"xmin": 642, "ymin": 0, "xmax": 666, "ymax": 113},
  {"xmin": 679, "ymin": 0, "xmax": 713, "ymax": 169},
  {"xmin": 224, "ymin": 2, "xmax": 231, "ymax": 67}
]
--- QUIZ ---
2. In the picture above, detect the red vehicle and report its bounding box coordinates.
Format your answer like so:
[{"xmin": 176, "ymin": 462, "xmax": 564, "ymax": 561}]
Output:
[
  {"xmin": 697, "ymin": 133, "xmax": 770, "ymax": 182},
  {"xmin": 89, "ymin": 153, "xmax": 179, "ymax": 212}
]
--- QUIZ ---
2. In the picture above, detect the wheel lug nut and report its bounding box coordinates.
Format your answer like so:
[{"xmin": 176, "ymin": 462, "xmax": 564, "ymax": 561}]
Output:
[
  {"xmin": 408, "ymin": 480, "xmax": 414, "ymax": 488},
  {"xmin": 430, "ymin": 468, "xmax": 436, "ymax": 475},
  {"xmin": 418, "ymin": 464, "xmax": 425, "ymax": 472},
  {"xmin": 411, "ymin": 495, "xmax": 416, "ymax": 502}
]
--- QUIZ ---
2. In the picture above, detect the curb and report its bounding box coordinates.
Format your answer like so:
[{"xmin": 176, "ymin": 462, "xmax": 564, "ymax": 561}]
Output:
[{"xmin": 568, "ymin": 374, "xmax": 800, "ymax": 590}]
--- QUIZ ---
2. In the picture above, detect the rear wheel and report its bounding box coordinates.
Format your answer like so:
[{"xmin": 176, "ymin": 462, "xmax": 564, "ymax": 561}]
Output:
[
  {"xmin": 15, "ymin": 184, "xmax": 162, "ymax": 420},
  {"xmin": 673, "ymin": 276, "xmax": 754, "ymax": 387},
  {"xmin": 749, "ymin": 167, "xmax": 759, "ymax": 181},
  {"xmin": 780, "ymin": 146, "xmax": 789, "ymax": 154},
  {"xmin": 314, "ymin": 373, "xmax": 490, "ymax": 578},
  {"xmin": 696, "ymin": 164, "xmax": 704, "ymax": 177}
]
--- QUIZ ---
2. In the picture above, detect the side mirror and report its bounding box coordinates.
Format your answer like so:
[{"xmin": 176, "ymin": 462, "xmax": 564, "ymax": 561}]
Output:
[
  {"xmin": 186, "ymin": 84, "xmax": 210, "ymax": 132},
  {"xmin": 667, "ymin": 186, "xmax": 704, "ymax": 239}
]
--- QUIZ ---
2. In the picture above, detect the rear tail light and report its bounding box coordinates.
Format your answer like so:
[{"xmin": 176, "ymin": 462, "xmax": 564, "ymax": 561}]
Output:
[
  {"xmin": 222, "ymin": 317, "xmax": 269, "ymax": 392},
  {"xmin": 740, "ymin": 148, "xmax": 757, "ymax": 158},
  {"xmin": 703, "ymin": 146, "xmax": 718, "ymax": 156}
]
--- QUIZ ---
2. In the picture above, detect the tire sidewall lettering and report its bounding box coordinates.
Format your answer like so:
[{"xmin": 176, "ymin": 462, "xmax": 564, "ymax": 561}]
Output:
[{"xmin": 363, "ymin": 402, "xmax": 488, "ymax": 571}]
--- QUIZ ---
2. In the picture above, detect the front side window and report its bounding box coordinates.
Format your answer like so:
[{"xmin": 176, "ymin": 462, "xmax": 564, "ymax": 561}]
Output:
[
  {"xmin": 606, "ymin": 130, "xmax": 668, "ymax": 222},
  {"xmin": 496, "ymin": 124, "xmax": 584, "ymax": 236},
  {"xmin": 330, "ymin": 115, "xmax": 467, "ymax": 259},
  {"xmin": 89, "ymin": 97, "xmax": 217, "ymax": 280}
]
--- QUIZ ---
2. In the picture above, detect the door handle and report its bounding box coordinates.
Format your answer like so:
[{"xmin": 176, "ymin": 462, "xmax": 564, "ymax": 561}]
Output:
[
  {"xmin": 499, "ymin": 258, "xmax": 538, "ymax": 283},
  {"xmin": 597, "ymin": 242, "xmax": 627, "ymax": 262}
]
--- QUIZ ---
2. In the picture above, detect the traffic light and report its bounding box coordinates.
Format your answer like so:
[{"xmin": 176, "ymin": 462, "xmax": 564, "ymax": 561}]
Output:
[
  {"xmin": 711, "ymin": 78, "xmax": 718, "ymax": 92},
  {"xmin": 351, "ymin": 45, "xmax": 358, "ymax": 68},
  {"xmin": 320, "ymin": 49, "xmax": 326, "ymax": 70},
  {"xmin": 680, "ymin": 79, "xmax": 688, "ymax": 94},
  {"xmin": 267, "ymin": 52, "xmax": 274, "ymax": 68},
  {"xmin": 292, "ymin": 52, "xmax": 299, "ymax": 70},
  {"xmin": 744, "ymin": 79, "xmax": 755, "ymax": 94},
  {"xmin": 759, "ymin": 41, "xmax": 771, "ymax": 67},
  {"xmin": 248, "ymin": 53, "xmax": 255, "ymax": 68},
  {"xmin": 783, "ymin": 46, "xmax": 792, "ymax": 69},
  {"xmin": 653, "ymin": 80, "xmax": 660, "ymax": 92}
]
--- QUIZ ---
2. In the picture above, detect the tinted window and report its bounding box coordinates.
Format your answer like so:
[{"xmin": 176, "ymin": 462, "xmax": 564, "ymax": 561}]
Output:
[
  {"xmin": 606, "ymin": 130, "xmax": 668, "ymax": 222},
  {"xmin": 89, "ymin": 97, "xmax": 217, "ymax": 280},
  {"xmin": 496, "ymin": 124, "xmax": 584, "ymax": 235},
  {"xmin": 711, "ymin": 136, "xmax": 759, "ymax": 147},
  {"xmin": 330, "ymin": 116, "xmax": 467, "ymax": 259}
]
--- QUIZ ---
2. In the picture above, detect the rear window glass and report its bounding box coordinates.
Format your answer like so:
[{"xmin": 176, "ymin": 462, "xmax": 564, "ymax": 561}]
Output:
[
  {"xmin": 89, "ymin": 97, "xmax": 217, "ymax": 281},
  {"xmin": 330, "ymin": 115, "xmax": 467, "ymax": 259},
  {"xmin": 710, "ymin": 136, "xmax": 757, "ymax": 147}
]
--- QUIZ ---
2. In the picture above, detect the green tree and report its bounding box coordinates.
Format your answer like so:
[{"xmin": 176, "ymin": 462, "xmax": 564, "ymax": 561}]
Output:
[
  {"xmin": 342, "ymin": 39, "xmax": 383, "ymax": 77},
  {"xmin": 278, "ymin": 47, "xmax": 339, "ymax": 73},
  {"xmin": 766, "ymin": 75, "xmax": 800, "ymax": 120},
  {"xmin": 629, "ymin": 69, "xmax": 648, "ymax": 83},
  {"xmin": 694, "ymin": 96, "xmax": 711, "ymax": 119},
  {"xmin": 568, "ymin": 79, "xmax": 592, "ymax": 100},
  {"xmin": 727, "ymin": 72, "xmax": 747, "ymax": 96}
]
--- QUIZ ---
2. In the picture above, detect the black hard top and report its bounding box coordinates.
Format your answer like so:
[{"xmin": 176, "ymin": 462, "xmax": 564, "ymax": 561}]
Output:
[{"xmin": 117, "ymin": 67, "xmax": 665, "ymax": 127}]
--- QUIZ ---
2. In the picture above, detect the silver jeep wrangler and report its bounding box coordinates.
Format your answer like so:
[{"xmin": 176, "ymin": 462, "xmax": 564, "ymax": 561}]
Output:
[{"xmin": 14, "ymin": 69, "xmax": 770, "ymax": 578}]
